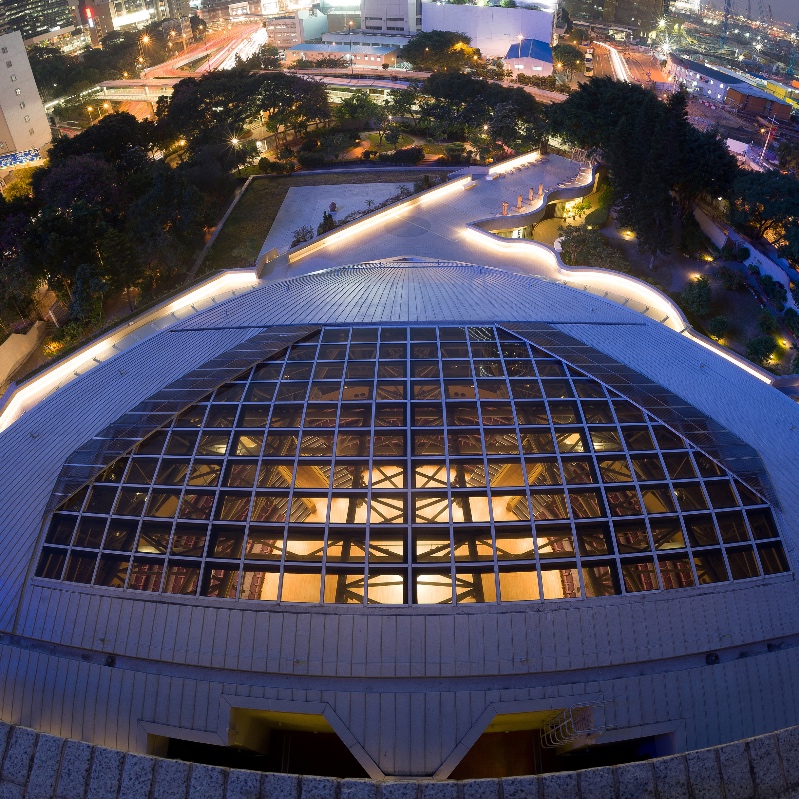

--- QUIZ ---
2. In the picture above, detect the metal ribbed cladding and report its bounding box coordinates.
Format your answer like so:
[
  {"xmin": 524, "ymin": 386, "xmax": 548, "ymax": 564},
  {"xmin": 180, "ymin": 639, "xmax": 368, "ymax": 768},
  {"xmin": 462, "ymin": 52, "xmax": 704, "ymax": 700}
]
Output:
[
  {"xmin": 501, "ymin": 322, "xmax": 778, "ymax": 507},
  {"xmin": 44, "ymin": 325, "xmax": 320, "ymax": 516}
]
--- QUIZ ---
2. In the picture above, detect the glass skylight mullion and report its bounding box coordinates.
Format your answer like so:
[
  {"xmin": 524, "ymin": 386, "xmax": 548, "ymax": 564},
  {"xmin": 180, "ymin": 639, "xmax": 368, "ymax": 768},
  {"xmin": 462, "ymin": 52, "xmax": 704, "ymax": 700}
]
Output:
[
  {"xmin": 182, "ymin": 380, "xmax": 238, "ymax": 595},
  {"xmin": 441, "ymin": 326, "xmax": 460, "ymax": 605},
  {"xmin": 244, "ymin": 347, "xmax": 291, "ymax": 603},
  {"xmin": 534, "ymin": 356, "xmax": 579, "ymax": 600},
  {"xmin": 571, "ymin": 379, "xmax": 620, "ymax": 594},
  {"xmin": 279, "ymin": 336, "xmax": 327, "ymax": 604},
  {"xmin": 625, "ymin": 415, "xmax": 668, "ymax": 591},
  {"xmin": 293, "ymin": 335, "xmax": 334, "ymax": 604},
  {"xmin": 381, "ymin": 324, "xmax": 410, "ymax": 605},
  {"xmin": 603, "ymin": 396, "xmax": 659, "ymax": 595},
  {"xmin": 351, "ymin": 328, "xmax": 377, "ymax": 607},
  {"xmin": 511, "ymin": 335, "xmax": 548, "ymax": 589},
  {"xmin": 509, "ymin": 336, "xmax": 547, "ymax": 599},
  {"xmin": 493, "ymin": 330, "xmax": 532, "ymax": 604},
  {"xmin": 557, "ymin": 368, "xmax": 599, "ymax": 599},
  {"xmin": 198, "ymin": 351, "xmax": 266, "ymax": 599},
  {"xmin": 122, "ymin": 426, "xmax": 174, "ymax": 591}
]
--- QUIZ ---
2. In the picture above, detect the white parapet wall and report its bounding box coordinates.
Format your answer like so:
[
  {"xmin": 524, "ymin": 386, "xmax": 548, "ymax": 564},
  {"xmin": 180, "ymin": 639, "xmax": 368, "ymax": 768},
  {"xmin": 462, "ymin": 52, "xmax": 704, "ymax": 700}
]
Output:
[
  {"xmin": 0, "ymin": 321, "xmax": 48, "ymax": 388},
  {"xmin": 420, "ymin": 3, "xmax": 555, "ymax": 58},
  {"xmin": 0, "ymin": 271, "xmax": 260, "ymax": 433}
]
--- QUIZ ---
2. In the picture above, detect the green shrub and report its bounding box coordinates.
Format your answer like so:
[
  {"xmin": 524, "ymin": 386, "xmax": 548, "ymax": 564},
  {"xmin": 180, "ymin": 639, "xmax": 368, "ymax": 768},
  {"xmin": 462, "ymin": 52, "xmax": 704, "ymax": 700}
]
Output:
[
  {"xmin": 290, "ymin": 225, "xmax": 314, "ymax": 247},
  {"xmin": 558, "ymin": 226, "xmax": 630, "ymax": 272},
  {"xmin": 720, "ymin": 240, "xmax": 745, "ymax": 260},
  {"xmin": 746, "ymin": 335, "xmax": 777, "ymax": 365},
  {"xmin": 299, "ymin": 137, "xmax": 321, "ymax": 152},
  {"xmin": 717, "ymin": 265, "xmax": 745, "ymax": 291},
  {"xmin": 680, "ymin": 215, "xmax": 708, "ymax": 256},
  {"xmin": 707, "ymin": 316, "xmax": 728, "ymax": 340},
  {"xmin": 784, "ymin": 307, "xmax": 799, "ymax": 337},
  {"xmin": 679, "ymin": 276, "xmax": 712, "ymax": 317},
  {"xmin": 377, "ymin": 146, "xmax": 424, "ymax": 164},
  {"xmin": 296, "ymin": 151, "xmax": 327, "ymax": 168},
  {"xmin": 257, "ymin": 157, "xmax": 293, "ymax": 174},
  {"xmin": 317, "ymin": 210, "xmax": 336, "ymax": 235},
  {"xmin": 758, "ymin": 311, "xmax": 779, "ymax": 334},
  {"xmin": 758, "ymin": 273, "xmax": 787, "ymax": 312}
]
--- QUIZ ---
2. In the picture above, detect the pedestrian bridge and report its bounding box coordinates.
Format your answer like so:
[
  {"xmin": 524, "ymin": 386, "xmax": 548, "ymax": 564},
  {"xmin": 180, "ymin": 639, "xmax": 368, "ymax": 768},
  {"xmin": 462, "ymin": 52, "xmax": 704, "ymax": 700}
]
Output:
[{"xmin": 96, "ymin": 79, "xmax": 179, "ymax": 105}]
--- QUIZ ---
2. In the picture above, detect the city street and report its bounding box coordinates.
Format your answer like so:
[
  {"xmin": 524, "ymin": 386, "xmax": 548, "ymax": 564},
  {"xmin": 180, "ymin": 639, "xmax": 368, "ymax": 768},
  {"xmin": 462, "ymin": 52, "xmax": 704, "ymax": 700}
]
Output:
[{"xmin": 622, "ymin": 49, "xmax": 667, "ymax": 84}]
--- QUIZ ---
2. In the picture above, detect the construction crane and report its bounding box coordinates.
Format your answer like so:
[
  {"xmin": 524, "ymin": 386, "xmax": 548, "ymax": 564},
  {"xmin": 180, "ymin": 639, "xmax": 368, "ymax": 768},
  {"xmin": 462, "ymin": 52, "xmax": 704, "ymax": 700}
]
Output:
[
  {"xmin": 789, "ymin": 24, "xmax": 798, "ymax": 77},
  {"xmin": 722, "ymin": 0, "xmax": 733, "ymax": 46}
]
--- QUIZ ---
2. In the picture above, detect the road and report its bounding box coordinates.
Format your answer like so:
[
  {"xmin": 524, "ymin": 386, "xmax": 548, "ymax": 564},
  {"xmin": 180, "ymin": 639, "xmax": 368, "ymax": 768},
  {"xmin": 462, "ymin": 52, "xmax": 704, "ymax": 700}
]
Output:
[
  {"xmin": 593, "ymin": 49, "xmax": 613, "ymax": 79},
  {"xmin": 141, "ymin": 23, "xmax": 262, "ymax": 79},
  {"xmin": 622, "ymin": 50, "xmax": 667, "ymax": 85}
]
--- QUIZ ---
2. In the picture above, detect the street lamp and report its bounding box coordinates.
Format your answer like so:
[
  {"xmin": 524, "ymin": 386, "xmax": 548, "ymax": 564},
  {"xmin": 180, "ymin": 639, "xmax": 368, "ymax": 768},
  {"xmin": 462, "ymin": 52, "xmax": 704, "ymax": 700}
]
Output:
[
  {"xmin": 86, "ymin": 106, "xmax": 95, "ymax": 122},
  {"xmin": 102, "ymin": 102, "xmax": 111, "ymax": 114},
  {"xmin": 348, "ymin": 20, "xmax": 355, "ymax": 76},
  {"xmin": 231, "ymin": 137, "xmax": 241, "ymax": 174},
  {"xmin": 138, "ymin": 34, "xmax": 150, "ymax": 72}
]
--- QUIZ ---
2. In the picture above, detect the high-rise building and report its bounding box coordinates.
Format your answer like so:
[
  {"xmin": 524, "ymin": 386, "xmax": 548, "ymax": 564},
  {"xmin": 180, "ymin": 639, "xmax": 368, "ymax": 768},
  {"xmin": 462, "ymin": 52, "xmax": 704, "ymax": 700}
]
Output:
[
  {"xmin": 0, "ymin": 30, "xmax": 50, "ymax": 156},
  {"xmin": 265, "ymin": 8, "xmax": 328, "ymax": 48},
  {"xmin": 360, "ymin": 0, "xmax": 419, "ymax": 35},
  {"xmin": 0, "ymin": 0, "xmax": 75, "ymax": 41}
]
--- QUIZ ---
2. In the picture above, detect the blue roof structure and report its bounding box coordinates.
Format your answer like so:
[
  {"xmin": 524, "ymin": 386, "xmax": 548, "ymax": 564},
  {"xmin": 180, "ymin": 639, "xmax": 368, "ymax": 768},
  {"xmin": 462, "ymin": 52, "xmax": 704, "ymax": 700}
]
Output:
[
  {"xmin": 0, "ymin": 148, "xmax": 42, "ymax": 170},
  {"xmin": 505, "ymin": 38, "xmax": 553, "ymax": 63}
]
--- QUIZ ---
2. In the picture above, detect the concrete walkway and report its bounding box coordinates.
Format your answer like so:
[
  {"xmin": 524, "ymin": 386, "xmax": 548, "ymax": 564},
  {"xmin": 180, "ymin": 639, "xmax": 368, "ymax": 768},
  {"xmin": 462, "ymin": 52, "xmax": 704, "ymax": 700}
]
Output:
[
  {"xmin": 261, "ymin": 183, "xmax": 410, "ymax": 256},
  {"xmin": 264, "ymin": 155, "xmax": 584, "ymax": 282}
]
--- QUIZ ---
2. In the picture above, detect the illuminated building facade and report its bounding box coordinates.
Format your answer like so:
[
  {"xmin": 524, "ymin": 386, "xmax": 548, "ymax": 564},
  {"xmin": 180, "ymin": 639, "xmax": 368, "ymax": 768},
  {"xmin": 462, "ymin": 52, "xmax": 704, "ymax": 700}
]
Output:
[
  {"xmin": 0, "ymin": 0, "xmax": 74, "ymax": 40},
  {"xmin": 0, "ymin": 30, "xmax": 50, "ymax": 155}
]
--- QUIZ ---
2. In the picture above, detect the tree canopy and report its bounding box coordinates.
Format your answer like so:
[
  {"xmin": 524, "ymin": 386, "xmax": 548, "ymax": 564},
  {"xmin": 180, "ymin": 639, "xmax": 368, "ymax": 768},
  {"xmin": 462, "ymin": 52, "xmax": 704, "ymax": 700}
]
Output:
[
  {"xmin": 420, "ymin": 73, "xmax": 547, "ymax": 152},
  {"xmin": 399, "ymin": 30, "xmax": 481, "ymax": 72},
  {"xmin": 731, "ymin": 171, "xmax": 799, "ymax": 249},
  {"xmin": 159, "ymin": 70, "xmax": 330, "ymax": 153},
  {"xmin": 551, "ymin": 43, "xmax": 583, "ymax": 77},
  {"xmin": 550, "ymin": 79, "xmax": 737, "ymax": 263},
  {"xmin": 29, "ymin": 23, "xmax": 174, "ymax": 100}
]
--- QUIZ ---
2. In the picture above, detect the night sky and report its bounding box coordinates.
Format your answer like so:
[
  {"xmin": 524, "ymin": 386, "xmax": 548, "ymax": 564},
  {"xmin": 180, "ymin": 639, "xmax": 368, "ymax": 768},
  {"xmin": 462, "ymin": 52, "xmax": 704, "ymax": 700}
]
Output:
[{"xmin": 760, "ymin": 0, "xmax": 799, "ymax": 27}]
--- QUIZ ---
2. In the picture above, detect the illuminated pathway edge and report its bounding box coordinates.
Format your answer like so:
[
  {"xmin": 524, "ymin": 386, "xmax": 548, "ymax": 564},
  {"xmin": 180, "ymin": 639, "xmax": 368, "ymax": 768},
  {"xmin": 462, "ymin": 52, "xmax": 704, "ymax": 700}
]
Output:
[
  {"xmin": 274, "ymin": 153, "xmax": 772, "ymax": 384},
  {"xmin": 0, "ymin": 151, "xmax": 773, "ymax": 433}
]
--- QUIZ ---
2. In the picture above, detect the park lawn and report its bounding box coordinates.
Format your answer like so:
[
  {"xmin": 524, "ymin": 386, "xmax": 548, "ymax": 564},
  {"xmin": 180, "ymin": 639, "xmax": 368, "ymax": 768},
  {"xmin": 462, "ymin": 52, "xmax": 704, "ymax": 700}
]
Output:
[
  {"xmin": 363, "ymin": 132, "xmax": 415, "ymax": 152},
  {"xmin": 200, "ymin": 170, "xmax": 443, "ymax": 277},
  {"xmin": 422, "ymin": 142, "xmax": 451, "ymax": 156}
]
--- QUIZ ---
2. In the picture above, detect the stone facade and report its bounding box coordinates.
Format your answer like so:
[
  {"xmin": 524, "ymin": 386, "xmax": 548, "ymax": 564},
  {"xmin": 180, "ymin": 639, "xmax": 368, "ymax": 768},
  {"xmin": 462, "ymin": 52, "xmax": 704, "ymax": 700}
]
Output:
[{"xmin": 0, "ymin": 720, "xmax": 798, "ymax": 799}]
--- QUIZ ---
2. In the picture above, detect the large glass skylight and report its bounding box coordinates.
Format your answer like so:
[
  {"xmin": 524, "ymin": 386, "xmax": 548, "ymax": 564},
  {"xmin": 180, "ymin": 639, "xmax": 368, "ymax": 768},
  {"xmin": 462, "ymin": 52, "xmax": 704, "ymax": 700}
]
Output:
[{"xmin": 36, "ymin": 325, "xmax": 788, "ymax": 604}]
